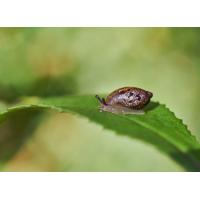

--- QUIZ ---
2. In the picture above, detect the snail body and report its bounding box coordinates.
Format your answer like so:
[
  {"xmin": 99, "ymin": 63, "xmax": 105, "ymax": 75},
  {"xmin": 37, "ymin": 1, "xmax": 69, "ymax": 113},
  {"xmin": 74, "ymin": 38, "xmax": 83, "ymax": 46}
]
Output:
[{"xmin": 95, "ymin": 87, "xmax": 153, "ymax": 115}]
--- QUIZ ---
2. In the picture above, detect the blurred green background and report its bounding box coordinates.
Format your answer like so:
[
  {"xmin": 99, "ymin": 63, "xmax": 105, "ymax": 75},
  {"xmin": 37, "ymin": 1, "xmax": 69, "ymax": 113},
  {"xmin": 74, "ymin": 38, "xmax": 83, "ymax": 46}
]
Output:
[{"xmin": 0, "ymin": 27, "xmax": 200, "ymax": 171}]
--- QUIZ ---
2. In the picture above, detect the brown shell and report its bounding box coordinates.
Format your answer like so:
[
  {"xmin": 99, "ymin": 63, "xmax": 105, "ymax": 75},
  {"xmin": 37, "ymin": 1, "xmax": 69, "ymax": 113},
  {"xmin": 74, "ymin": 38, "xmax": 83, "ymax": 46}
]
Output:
[{"xmin": 105, "ymin": 87, "xmax": 153, "ymax": 110}]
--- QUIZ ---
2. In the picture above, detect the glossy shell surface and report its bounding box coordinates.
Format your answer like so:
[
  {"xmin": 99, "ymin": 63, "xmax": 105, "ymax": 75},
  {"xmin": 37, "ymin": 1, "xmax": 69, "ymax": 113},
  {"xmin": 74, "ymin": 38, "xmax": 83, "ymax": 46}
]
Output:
[{"xmin": 105, "ymin": 87, "xmax": 153, "ymax": 110}]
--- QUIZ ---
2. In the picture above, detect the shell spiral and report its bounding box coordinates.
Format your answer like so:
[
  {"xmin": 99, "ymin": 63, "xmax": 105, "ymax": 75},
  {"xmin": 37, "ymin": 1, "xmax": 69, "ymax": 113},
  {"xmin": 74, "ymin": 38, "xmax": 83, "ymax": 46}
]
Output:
[{"xmin": 105, "ymin": 87, "xmax": 153, "ymax": 110}]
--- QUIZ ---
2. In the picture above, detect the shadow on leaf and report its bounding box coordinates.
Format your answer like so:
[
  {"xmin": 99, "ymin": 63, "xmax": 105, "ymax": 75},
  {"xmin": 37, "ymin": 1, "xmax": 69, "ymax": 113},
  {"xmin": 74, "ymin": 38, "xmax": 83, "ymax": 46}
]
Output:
[{"xmin": 144, "ymin": 101, "xmax": 160, "ymax": 111}]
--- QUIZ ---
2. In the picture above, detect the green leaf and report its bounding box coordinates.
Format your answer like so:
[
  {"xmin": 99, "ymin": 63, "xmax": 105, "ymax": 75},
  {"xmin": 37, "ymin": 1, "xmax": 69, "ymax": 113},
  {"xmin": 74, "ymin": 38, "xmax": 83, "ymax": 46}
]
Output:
[
  {"xmin": 0, "ymin": 101, "xmax": 47, "ymax": 163},
  {"xmin": 1, "ymin": 95, "xmax": 200, "ymax": 171}
]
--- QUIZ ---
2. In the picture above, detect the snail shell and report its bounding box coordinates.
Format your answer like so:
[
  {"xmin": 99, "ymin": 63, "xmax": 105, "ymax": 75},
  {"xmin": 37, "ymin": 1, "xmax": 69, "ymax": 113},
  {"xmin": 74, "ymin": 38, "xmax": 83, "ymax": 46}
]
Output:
[{"xmin": 95, "ymin": 87, "xmax": 153, "ymax": 115}]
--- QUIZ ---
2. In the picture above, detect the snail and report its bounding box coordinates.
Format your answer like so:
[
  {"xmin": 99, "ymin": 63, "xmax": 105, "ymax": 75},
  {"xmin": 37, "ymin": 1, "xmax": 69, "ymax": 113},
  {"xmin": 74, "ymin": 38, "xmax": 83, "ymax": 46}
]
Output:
[{"xmin": 95, "ymin": 87, "xmax": 153, "ymax": 115}]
